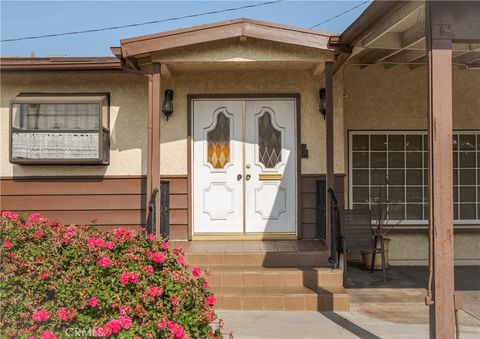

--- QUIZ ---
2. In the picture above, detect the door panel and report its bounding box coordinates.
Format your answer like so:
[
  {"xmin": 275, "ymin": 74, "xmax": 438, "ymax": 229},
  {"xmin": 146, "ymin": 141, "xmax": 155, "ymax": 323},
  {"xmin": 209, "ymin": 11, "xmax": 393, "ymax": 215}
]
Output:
[
  {"xmin": 193, "ymin": 100, "xmax": 243, "ymax": 233},
  {"xmin": 245, "ymin": 100, "xmax": 297, "ymax": 233}
]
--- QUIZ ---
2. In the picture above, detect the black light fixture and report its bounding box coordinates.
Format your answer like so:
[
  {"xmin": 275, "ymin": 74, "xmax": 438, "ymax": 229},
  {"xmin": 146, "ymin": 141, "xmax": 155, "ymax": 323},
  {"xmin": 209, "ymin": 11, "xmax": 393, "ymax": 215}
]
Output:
[
  {"xmin": 162, "ymin": 89, "xmax": 174, "ymax": 120},
  {"xmin": 319, "ymin": 88, "xmax": 326, "ymax": 119}
]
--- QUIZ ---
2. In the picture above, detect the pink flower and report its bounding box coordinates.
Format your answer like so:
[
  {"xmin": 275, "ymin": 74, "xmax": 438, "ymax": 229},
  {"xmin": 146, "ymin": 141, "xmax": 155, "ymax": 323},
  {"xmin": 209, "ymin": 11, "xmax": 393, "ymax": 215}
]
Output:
[
  {"xmin": 202, "ymin": 281, "xmax": 209, "ymax": 288},
  {"xmin": 120, "ymin": 272, "xmax": 140, "ymax": 285},
  {"xmin": 97, "ymin": 256, "xmax": 111, "ymax": 268},
  {"xmin": 63, "ymin": 227, "xmax": 76, "ymax": 245},
  {"xmin": 41, "ymin": 271, "xmax": 50, "ymax": 280},
  {"xmin": 87, "ymin": 237, "xmax": 106, "ymax": 249},
  {"xmin": 105, "ymin": 241, "xmax": 115, "ymax": 250},
  {"xmin": 2, "ymin": 211, "xmax": 18, "ymax": 221},
  {"xmin": 151, "ymin": 252, "xmax": 166, "ymax": 263},
  {"xmin": 161, "ymin": 242, "xmax": 170, "ymax": 250},
  {"xmin": 146, "ymin": 233, "xmax": 156, "ymax": 241},
  {"xmin": 146, "ymin": 285, "xmax": 164, "ymax": 297},
  {"xmin": 34, "ymin": 230, "xmax": 44, "ymax": 239},
  {"xmin": 171, "ymin": 296, "xmax": 179, "ymax": 306},
  {"xmin": 32, "ymin": 309, "xmax": 50, "ymax": 322},
  {"xmin": 158, "ymin": 319, "xmax": 168, "ymax": 330},
  {"xmin": 119, "ymin": 306, "xmax": 132, "ymax": 316},
  {"xmin": 114, "ymin": 227, "xmax": 133, "ymax": 241},
  {"xmin": 205, "ymin": 295, "xmax": 217, "ymax": 306},
  {"xmin": 119, "ymin": 315, "xmax": 132, "ymax": 330},
  {"xmin": 28, "ymin": 213, "xmax": 48, "ymax": 223},
  {"xmin": 57, "ymin": 307, "xmax": 74, "ymax": 322},
  {"xmin": 168, "ymin": 321, "xmax": 186, "ymax": 339},
  {"xmin": 177, "ymin": 256, "xmax": 186, "ymax": 266},
  {"xmin": 141, "ymin": 265, "xmax": 154, "ymax": 275},
  {"xmin": 106, "ymin": 319, "xmax": 122, "ymax": 334},
  {"xmin": 39, "ymin": 331, "xmax": 56, "ymax": 339},
  {"xmin": 2, "ymin": 241, "xmax": 13, "ymax": 249},
  {"xmin": 191, "ymin": 266, "xmax": 202, "ymax": 278},
  {"xmin": 87, "ymin": 297, "xmax": 99, "ymax": 307}
]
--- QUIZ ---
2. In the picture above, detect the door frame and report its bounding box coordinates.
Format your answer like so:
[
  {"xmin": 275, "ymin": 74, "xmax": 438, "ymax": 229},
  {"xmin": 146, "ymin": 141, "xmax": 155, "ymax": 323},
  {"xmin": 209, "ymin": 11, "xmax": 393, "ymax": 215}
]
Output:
[{"xmin": 187, "ymin": 93, "xmax": 301, "ymax": 240}]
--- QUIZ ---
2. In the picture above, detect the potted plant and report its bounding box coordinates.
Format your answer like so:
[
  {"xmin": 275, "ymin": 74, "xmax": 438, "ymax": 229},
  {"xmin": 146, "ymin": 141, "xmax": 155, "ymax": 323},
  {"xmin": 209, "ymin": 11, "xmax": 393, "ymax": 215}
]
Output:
[{"xmin": 361, "ymin": 173, "xmax": 394, "ymax": 270}]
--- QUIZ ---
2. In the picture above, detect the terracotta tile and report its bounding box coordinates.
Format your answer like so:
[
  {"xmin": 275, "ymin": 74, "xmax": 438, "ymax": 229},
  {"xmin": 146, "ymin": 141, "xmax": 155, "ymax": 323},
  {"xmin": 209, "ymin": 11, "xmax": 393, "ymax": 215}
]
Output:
[
  {"xmin": 281, "ymin": 272, "xmax": 303, "ymax": 286},
  {"xmin": 263, "ymin": 296, "xmax": 284, "ymax": 310},
  {"xmin": 206, "ymin": 272, "xmax": 223, "ymax": 287},
  {"xmin": 243, "ymin": 296, "xmax": 264, "ymax": 310},
  {"xmin": 243, "ymin": 273, "xmax": 263, "ymax": 287},
  {"xmin": 284, "ymin": 295, "xmax": 305, "ymax": 311},
  {"xmin": 206, "ymin": 254, "xmax": 224, "ymax": 266},
  {"xmin": 333, "ymin": 294, "xmax": 350, "ymax": 311},
  {"xmin": 213, "ymin": 295, "xmax": 222, "ymax": 309},
  {"xmin": 262, "ymin": 253, "xmax": 279, "ymax": 267},
  {"xmin": 305, "ymin": 294, "xmax": 321, "ymax": 311},
  {"xmin": 322, "ymin": 272, "xmax": 343, "ymax": 286},
  {"xmin": 242, "ymin": 253, "xmax": 264, "ymax": 266},
  {"xmin": 223, "ymin": 253, "xmax": 243, "ymax": 267},
  {"xmin": 276, "ymin": 253, "xmax": 298, "ymax": 266},
  {"xmin": 298, "ymin": 252, "xmax": 318, "ymax": 266},
  {"xmin": 186, "ymin": 254, "xmax": 206, "ymax": 266},
  {"xmin": 222, "ymin": 273, "xmax": 243, "ymax": 287},
  {"xmin": 263, "ymin": 273, "xmax": 282, "ymax": 287},
  {"xmin": 242, "ymin": 286, "xmax": 265, "ymax": 295},
  {"xmin": 222, "ymin": 296, "xmax": 242, "ymax": 310}
]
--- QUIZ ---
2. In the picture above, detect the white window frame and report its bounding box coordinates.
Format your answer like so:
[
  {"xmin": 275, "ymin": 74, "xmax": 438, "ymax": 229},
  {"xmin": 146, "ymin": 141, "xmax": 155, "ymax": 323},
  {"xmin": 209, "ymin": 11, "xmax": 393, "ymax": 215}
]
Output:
[{"xmin": 349, "ymin": 130, "xmax": 480, "ymax": 226}]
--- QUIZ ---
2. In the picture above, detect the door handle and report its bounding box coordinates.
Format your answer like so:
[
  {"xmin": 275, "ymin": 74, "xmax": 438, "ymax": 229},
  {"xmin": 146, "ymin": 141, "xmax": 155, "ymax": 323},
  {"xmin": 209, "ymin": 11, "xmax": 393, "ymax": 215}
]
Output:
[
  {"xmin": 237, "ymin": 174, "xmax": 243, "ymax": 181},
  {"xmin": 246, "ymin": 174, "xmax": 251, "ymax": 181}
]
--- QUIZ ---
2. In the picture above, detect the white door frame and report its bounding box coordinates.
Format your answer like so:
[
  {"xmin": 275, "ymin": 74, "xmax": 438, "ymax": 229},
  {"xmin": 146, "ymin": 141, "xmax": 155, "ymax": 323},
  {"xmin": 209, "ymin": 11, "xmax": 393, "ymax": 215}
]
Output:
[{"xmin": 188, "ymin": 94, "xmax": 301, "ymax": 239}]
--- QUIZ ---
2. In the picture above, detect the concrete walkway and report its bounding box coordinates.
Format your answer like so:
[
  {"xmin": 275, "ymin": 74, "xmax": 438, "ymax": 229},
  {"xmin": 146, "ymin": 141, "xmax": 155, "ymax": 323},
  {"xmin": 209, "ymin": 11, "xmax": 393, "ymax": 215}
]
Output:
[{"xmin": 218, "ymin": 310, "xmax": 480, "ymax": 339}]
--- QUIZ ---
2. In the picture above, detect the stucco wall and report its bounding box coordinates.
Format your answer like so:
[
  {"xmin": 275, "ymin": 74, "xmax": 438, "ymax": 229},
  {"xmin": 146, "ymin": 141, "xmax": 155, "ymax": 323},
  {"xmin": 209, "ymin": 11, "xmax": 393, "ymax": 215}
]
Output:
[
  {"xmin": 0, "ymin": 72, "xmax": 148, "ymax": 177},
  {"xmin": 342, "ymin": 64, "xmax": 480, "ymax": 265},
  {"xmin": 161, "ymin": 69, "xmax": 345, "ymax": 175}
]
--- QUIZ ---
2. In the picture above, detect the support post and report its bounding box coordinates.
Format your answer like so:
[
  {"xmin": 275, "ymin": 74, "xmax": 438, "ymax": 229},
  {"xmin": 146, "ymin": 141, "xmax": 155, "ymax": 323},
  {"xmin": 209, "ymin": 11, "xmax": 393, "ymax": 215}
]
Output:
[
  {"xmin": 147, "ymin": 63, "xmax": 162, "ymax": 236},
  {"xmin": 151, "ymin": 63, "xmax": 162, "ymax": 237},
  {"xmin": 426, "ymin": 3, "xmax": 456, "ymax": 338},
  {"xmin": 325, "ymin": 61, "xmax": 334, "ymax": 255}
]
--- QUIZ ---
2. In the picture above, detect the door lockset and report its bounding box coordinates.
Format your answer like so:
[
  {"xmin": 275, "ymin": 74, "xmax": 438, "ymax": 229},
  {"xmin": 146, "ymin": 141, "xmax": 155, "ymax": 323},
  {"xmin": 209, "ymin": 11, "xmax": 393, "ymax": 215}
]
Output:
[
  {"xmin": 246, "ymin": 174, "xmax": 251, "ymax": 181},
  {"xmin": 237, "ymin": 174, "xmax": 243, "ymax": 181}
]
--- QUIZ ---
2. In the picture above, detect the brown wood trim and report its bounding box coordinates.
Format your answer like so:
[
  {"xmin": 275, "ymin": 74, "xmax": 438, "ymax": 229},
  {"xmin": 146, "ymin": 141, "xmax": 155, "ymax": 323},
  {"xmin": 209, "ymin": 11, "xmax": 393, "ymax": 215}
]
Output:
[
  {"xmin": 0, "ymin": 57, "xmax": 121, "ymax": 72},
  {"xmin": 187, "ymin": 93, "xmax": 301, "ymax": 239},
  {"xmin": 0, "ymin": 175, "xmax": 146, "ymax": 180}
]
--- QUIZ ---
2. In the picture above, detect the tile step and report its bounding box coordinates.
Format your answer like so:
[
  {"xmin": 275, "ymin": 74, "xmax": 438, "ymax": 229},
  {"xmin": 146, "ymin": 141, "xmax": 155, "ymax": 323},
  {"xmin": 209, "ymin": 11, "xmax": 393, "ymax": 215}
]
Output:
[
  {"xmin": 212, "ymin": 286, "xmax": 349, "ymax": 311},
  {"xmin": 187, "ymin": 251, "xmax": 329, "ymax": 268},
  {"xmin": 203, "ymin": 266, "xmax": 343, "ymax": 288}
]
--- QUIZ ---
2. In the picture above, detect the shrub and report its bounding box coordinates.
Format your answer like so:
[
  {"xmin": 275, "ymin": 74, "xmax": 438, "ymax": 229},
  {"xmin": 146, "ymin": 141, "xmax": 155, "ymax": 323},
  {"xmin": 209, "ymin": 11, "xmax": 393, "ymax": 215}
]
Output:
[{"xmin": 0, "ymin": 211, "xmax": 222, "ymax": 338}]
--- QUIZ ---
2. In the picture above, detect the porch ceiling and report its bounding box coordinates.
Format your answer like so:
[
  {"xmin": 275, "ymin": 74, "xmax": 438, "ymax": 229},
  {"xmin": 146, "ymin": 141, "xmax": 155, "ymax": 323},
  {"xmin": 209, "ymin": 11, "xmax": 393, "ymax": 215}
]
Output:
[{"xmin": 341, "ymin": 1, "xmax": 480, "ymax": 69}]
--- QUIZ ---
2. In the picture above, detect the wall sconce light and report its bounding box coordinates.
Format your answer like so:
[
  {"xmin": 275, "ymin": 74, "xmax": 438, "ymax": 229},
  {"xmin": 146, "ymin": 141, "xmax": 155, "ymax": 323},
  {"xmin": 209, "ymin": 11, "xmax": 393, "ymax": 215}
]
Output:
[
  {"xmin": 162, "ymin": 89, "xmax": 174, "ymax": 120},
  {"xmin": 319, "ymin": 88, "xmax": 326, "ymax": 119}
]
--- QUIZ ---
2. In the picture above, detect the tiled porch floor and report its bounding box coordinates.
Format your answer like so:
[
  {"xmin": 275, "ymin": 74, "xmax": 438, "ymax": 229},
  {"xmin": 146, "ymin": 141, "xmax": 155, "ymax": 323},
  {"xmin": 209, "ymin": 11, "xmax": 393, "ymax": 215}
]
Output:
[{"xmin": 174, "ymin": 240, "xmax": 326, "ymax": 253}]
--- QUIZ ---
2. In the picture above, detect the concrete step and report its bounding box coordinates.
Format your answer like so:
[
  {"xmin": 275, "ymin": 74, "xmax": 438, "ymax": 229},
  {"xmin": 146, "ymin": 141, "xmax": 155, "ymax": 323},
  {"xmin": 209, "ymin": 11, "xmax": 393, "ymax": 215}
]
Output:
[
  {"xmin": 205, "ymin": 266, "xmax": 343, "ymax": 289},
  {"xmin": 187, "ymin": 251, "xmax": 329, "ymax": 269},
  {"xmin": 211, "ymin": 286, "xmax": 349, "ymax": 311}
]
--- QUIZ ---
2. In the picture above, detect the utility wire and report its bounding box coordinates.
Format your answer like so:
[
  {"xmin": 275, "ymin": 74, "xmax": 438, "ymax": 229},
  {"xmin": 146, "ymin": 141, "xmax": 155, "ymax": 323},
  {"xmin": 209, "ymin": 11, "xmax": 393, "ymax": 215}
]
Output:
[
  {"xmin": 1, "ymin": 0, "xmax": 282, "ymax": 42},
  {"xmin": 310, "ymin": 0, "xmax": 370, "ymax": 29}
]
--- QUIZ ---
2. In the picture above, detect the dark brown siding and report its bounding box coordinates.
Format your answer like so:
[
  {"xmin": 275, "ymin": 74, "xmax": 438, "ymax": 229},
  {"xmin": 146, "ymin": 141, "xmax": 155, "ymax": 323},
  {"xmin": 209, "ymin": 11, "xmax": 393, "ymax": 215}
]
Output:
[
  {"xmin": 300, "ymin": 174, "xmax": 345, "ymax": 239},
  {"xmin": 164, "ymin": 176, "xmax": 189, "ymax": 240},
  {"xmin": 0, "ymin": 176, "xmax": 146, "ymax": 229}
]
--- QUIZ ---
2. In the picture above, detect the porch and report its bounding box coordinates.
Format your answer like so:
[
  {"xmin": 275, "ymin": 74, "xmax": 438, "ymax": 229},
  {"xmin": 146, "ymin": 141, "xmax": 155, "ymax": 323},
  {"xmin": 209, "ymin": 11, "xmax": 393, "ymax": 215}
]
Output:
[{"xmin": 174, "ymin": 240, "xmax": 349, "ymax": 311}]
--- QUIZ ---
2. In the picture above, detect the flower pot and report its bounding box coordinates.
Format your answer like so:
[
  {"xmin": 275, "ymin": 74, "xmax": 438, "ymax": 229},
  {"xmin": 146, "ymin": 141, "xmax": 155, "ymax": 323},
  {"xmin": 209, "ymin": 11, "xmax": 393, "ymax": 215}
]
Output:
[{"xmin": 361, "ymin": 238, "xmax": 390, "ymax": 270}]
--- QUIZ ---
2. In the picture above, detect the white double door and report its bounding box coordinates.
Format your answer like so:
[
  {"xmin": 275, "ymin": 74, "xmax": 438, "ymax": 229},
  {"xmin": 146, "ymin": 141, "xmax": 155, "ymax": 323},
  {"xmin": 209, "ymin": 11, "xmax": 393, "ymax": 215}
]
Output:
[{"xmin": 193, "ymin": 99, "xmax": 297, "ymax": 234}]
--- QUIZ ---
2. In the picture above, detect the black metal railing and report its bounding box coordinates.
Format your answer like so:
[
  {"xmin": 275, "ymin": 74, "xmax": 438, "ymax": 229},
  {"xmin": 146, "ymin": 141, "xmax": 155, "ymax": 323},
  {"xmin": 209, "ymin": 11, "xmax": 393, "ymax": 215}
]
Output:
[
  {"xmin": 328, "ymin": 188, "xmax": 340, "ymax": 269},
  {"xmin": 160, "ymin": 181, "xmax": 169, "ymax": 240},
  {"xmin": 147, "ymin": 181, "xmax": 170, "ymax": 239}
]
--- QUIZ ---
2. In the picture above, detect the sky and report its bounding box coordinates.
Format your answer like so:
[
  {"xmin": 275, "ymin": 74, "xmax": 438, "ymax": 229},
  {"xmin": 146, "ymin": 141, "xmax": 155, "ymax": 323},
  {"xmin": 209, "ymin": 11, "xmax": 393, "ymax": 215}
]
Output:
[{"xmin": 0, "ymin": 1, "xmax": 371, "ymax": 57}]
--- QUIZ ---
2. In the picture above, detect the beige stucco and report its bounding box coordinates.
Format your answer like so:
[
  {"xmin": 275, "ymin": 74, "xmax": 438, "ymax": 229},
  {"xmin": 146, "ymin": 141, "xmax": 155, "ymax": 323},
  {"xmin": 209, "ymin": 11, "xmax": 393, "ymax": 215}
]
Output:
[{"xmin": 0, "ymin": 72, "xmax": 148, "ymax": 177}]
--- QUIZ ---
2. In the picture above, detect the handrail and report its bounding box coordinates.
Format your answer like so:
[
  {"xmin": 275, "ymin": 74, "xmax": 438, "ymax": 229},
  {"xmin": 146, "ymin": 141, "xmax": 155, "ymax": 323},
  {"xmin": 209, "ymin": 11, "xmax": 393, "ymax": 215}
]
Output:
[
  {"xmin": 147, "ymin": 188, "xmax": 159, "ymax": 235},
  {"xmin": 328, "ymin": 188, "xmax": 340, "ymax": 268}
]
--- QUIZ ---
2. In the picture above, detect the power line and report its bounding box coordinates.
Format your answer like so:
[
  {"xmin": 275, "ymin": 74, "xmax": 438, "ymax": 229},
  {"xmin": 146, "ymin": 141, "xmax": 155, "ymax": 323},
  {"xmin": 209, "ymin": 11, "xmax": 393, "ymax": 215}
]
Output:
[
  {"xmin": 310, "ymin": 1, "xmax": 370, "ymax": 29},
  {"xmin": 1, "ymin": 0, "xmax": 282, "ymax": 42}
]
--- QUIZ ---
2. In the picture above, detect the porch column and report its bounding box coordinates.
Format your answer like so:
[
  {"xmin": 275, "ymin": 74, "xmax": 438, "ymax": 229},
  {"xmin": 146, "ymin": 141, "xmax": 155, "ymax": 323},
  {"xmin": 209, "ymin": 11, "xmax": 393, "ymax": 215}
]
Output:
[
  {"xmin": 426, "ymin": 4, "xmax": 456, "ymax": 338},
  {"xmin": 147, "ymin": 62, "xmax": 162, "ymax": 236},
  {"xmin": 325, "ymin": 61, "xmax": 334, "ymax": 255}
]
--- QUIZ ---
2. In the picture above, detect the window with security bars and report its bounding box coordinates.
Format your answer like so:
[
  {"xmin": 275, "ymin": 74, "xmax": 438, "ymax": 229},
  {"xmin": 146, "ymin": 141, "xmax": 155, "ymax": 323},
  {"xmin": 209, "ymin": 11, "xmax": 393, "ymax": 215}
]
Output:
[
  {"xmin": 10, "ymin": 93, "xmax": 110, "ymax": 164},
  {"xmin": 349, "ymin": 131, "xmax": 480, "ymax": 223}
]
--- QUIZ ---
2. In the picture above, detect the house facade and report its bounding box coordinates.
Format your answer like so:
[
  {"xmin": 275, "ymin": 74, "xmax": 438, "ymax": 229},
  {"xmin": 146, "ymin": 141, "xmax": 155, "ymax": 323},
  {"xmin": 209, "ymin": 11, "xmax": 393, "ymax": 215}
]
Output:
[{"xmin": 1, "ymin": 2, "xmax": 479, "ymax": 268}]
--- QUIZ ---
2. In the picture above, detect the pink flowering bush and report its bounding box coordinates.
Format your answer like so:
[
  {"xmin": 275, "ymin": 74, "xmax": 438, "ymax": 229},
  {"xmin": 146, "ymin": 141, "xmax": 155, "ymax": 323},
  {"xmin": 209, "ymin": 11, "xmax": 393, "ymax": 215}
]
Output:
[{"xmin": 0, "ymin": 211, "xmax": 222, "ymax": 338}]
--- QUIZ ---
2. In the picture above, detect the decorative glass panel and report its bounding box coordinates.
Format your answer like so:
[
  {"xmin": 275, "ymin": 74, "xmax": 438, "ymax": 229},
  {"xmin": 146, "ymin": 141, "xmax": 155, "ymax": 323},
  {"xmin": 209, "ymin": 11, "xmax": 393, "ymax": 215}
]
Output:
[
  {"xmin": 258, "ymin": 111, "xmax": 281, "ymax": 168},
  {"xmin": 207, "ymin": 112, "xmax": 230, "ymax": 169}
]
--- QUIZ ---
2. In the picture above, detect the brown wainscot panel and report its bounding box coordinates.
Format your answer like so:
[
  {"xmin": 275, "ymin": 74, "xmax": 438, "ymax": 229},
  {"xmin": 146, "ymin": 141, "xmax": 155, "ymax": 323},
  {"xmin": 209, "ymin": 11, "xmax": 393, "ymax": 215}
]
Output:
[
  {"xmin": 300, "ymin": 174, "xmax": 345, "ymax": 240},
  {"xmin": 163, "ymin": 175, "xmax": 189, "ymax": 240},
  {"xmin": 0, "ymin": 176, "xmax": 147, "ymax": 227}
]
